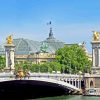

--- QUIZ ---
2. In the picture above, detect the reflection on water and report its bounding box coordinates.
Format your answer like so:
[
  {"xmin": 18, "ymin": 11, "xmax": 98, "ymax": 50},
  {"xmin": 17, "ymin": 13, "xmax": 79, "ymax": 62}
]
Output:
[{"xmin": 28, "ymin": 95, "xmax": 100, "ymax": 100}]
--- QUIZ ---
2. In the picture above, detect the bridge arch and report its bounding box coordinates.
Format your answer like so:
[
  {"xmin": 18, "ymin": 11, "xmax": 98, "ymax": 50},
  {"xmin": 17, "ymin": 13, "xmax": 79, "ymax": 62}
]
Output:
[{"xmin": 0, "ymin": 79, "xmax": 69, "ymax": 99}]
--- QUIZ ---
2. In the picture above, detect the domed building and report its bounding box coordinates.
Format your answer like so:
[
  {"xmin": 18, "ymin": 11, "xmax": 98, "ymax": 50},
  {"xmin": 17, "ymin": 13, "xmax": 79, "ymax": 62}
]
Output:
[
  {"xmin": 0, "ymin": 28, "xmax": 65, "ymax": 64},
  {"xmin": 13, "ymin": 38, "xmax": 41, "ymax": 64},
  {"xmin": 0, "ymin": 28, "xmax": 91, "ymax": 64},
  {"xmin": 13, "ymin": 38, "xmax": 40, "ymax": 55},
  {"xmin": 41, "ymin": 28, "xmax": 64, "ymax": 53},
  {"xmin": 14, "ymin": 28, "xmax": 65, "ymax": 64}
]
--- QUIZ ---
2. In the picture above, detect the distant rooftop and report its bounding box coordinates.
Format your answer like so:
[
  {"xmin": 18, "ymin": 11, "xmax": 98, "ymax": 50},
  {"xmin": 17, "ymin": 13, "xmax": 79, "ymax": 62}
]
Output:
[
  {"xmin": 0, "ymin": 28, "xmax": 65, "ymax": 55},
  {"xmin": 13, "ymin": 38, "xmax": 40, "ymax": 55},
  {"xmin": 42, "ymin": 27, "xmax": 65, "ymax": 53},
  {"xmin": 0, "ymin": 28, "xmax": 88, "ymax": 55}
]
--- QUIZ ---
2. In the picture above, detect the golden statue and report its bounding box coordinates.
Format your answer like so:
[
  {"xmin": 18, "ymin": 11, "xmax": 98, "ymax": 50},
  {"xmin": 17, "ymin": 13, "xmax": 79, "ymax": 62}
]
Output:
[
  {"xmin": 18, "ymin": 69, "xmax": 25, "ymax": 79},
  {"xmin": 6, "ymin": 35, "xmax": 13, "ymax": 44},
  {"xmin": 15, "ymin": 68, "xmax": 25, "ymax": 79},
  {"xmin": 93, "ymin": 31, "xmax": 100, "ymax": 41}
]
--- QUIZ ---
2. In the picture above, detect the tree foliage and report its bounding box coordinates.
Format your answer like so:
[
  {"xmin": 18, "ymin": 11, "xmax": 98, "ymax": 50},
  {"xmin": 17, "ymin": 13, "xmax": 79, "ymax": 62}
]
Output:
[
  {"xmin": 56, "ymin": 44, "xmax": 91, "ymax": 73},
  {"xmin": 15, "ymin": 61, "xmax": 62, "ymax": 73},
  {"xmin": 0, "ymin": 56, "xmax": 6, "ymax": 70}
]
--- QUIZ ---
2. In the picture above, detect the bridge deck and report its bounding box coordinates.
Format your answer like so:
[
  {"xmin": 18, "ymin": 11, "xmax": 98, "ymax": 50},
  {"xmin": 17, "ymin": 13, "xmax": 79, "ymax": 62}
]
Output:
[{"xmin": 0, "ymin": 73, "xmax": 81, "ymax": 92}]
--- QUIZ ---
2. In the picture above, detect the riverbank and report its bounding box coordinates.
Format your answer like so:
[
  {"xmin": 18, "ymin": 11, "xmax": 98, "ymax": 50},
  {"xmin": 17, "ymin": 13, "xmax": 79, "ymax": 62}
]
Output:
[{"xmin": 34, "ymin": 95, "xmax": 100, "ymax": 100}]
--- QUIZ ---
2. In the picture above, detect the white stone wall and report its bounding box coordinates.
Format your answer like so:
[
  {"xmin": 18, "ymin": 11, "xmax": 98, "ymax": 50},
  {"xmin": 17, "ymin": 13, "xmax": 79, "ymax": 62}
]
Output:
[
  {"xmin": 91, "ymin": 41, "xmax": 100, "ymax": 74},
  {"xmin": 5, "ymin": 45, "xmax": 15, "ymax": 70}
]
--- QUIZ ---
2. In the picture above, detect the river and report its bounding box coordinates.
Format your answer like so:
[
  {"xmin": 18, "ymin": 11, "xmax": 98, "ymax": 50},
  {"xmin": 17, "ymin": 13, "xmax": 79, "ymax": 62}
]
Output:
[{"xmin": 32, "ymin": 95, "xmax": 100, "ymax": 100}]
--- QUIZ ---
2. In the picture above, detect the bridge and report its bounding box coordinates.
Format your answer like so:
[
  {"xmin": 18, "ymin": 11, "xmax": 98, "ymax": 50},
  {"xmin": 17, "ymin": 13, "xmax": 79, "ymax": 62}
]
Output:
[
  {"xmin": 0, "ymin": 72, "xmax": 83, "ymax": 92},
  {"xmin": 0, "ymin": 71, "xmax": 98, "ymax": 99},
  {"xmin": 0, "ymin": 72, "xmax": 84, "ymax": 99}
]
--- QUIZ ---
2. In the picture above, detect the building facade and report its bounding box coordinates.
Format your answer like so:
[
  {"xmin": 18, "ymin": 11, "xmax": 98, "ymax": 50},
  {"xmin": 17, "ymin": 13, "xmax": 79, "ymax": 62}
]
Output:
[{"xmin": 0, "ymin": 28, "xmax": 91, "ymax": 64}]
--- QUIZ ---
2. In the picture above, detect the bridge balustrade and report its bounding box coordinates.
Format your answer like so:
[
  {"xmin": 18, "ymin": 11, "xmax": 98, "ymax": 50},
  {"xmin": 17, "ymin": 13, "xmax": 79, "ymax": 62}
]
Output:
[{"xmin": 0, "ymin": 73, "xmax": 83, "ymax": 92}]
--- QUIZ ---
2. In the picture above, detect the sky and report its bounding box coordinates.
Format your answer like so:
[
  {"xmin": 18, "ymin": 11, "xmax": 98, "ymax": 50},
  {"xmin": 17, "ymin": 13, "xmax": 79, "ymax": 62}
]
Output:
[{"xmin": 0, "ymin": 0, "xmax": 100, "ymax": 53}]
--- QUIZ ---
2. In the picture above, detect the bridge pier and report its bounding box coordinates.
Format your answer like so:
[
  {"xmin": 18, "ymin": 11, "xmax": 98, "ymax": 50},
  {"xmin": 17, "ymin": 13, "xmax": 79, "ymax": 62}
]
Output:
[
  {"xmin": 4, "ymin": 36, "xmax": 15, "ymax": 72},
  {"xmin": 83, "ymin": 74, "xmax": 95, "ymax": 89}
]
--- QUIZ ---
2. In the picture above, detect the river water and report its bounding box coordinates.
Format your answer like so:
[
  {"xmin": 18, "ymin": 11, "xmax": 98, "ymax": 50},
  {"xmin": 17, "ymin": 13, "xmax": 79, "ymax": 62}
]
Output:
[{"xmin": 32, "ymin": 95, "xmax": 100, "ymax": 100}]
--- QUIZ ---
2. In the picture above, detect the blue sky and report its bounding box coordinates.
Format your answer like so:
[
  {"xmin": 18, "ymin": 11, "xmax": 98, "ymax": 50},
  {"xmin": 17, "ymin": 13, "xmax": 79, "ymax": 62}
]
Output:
[{"xmin": 0, "ymin": 0, "xmax": 100, "ymax": 53}]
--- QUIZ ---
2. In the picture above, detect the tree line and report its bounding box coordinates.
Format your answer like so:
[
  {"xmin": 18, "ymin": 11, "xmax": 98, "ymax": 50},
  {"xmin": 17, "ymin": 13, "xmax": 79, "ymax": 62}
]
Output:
[{"xmin": 0, "ymin": 44, "xmax": 91, "ymax": 74}]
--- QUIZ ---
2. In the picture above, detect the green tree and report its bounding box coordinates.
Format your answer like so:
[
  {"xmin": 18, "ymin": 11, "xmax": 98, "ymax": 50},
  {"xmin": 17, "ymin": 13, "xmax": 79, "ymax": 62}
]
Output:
[
  {"xmin": 0, "ymin": 56, "xmax": 6, "ymax": 70},
  {"xmin": 30, "ymin": 64, "xmax": 40, "ymax": 72},
  {"xmin": 40, "ymin": 64, "xmax": 48, "ymax": 73},
  {"xmin": 48, "ymin": 62, "xmax": 61, "ymax": 73},
  {"xmin": 29, "ymin": 62, "xmax": 62, "ymax": 73},
  {"xmin": 15, "ymin": 61, "xmax": 32, "ymax": 72},
  {"xmin": 56, "ymin": 44, "xmax": 91, "ymax": 74}
]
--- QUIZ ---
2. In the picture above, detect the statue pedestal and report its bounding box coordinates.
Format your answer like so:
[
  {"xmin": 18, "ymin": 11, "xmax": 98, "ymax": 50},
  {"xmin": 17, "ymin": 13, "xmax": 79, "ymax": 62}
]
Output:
[
  {"xmin": 4, "ymin": 44, "xmax": 15, "ymax": 72},
  {"xmin": 4, "ymin": 67, "xmax": 15, "ymax": 73},
  {"xmin": 91, "ymin": 41, "xmax": 100, "ymax": 74}
]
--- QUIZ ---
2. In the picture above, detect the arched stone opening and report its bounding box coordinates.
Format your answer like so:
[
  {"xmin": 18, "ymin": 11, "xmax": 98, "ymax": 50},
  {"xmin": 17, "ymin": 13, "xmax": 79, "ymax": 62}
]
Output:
[{"xmin": 90, "ymin": 80, "xmax": 94, "ymax": 88}]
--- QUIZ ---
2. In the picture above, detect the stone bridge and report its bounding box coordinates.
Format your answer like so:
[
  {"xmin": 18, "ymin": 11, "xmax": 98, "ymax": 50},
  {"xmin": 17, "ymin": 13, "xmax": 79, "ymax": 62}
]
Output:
[
  {"xmin": 0, "ymin": 72, "xmax": 97, "ymax": 99},
  {"xmin": 0, "ymin": 72, "xmax": 83, "ymax": 92}
]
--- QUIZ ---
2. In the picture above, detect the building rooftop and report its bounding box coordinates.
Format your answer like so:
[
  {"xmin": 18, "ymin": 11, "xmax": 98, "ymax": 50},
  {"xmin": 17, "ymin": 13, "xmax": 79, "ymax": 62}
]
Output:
[
  {"xmin": 0, "ymin": 28, "xmax": 65, "ymax": 55},
  {"xmin": 0, "ymin": 28, "xmax": 88, "ymax": 55},
  {"xmin": 42, "ymin": 28, "xmax": 65, "ymax": 53},
  {"xmin": 13, "ymin": 38, "xmax": 40, "ymax": 55}
]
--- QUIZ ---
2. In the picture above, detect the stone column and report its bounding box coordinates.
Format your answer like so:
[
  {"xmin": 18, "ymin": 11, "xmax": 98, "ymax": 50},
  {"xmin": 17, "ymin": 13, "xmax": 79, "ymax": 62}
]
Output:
[
  {"xmin": 4, "ymin": 44, "xmax": 15, "ymax": 72},
  {"xmin": 91, "ymin": 41, "xmax": 100, "ymax": 74},
  {"xmin": 78, "ymin": 79, "xmax": 80, "ymax": 89},
  {"xmin": 92, "ymin": 49, "xmax": 95, "ymax": 67},
  {"xmin": 75, "ymin": 79, "xmax": 77, "ymax": 87}
]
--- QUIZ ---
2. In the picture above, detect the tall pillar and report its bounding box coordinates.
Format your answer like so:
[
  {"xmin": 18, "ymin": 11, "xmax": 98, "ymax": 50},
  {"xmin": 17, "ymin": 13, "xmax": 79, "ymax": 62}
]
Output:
[
  {"xmin": 75, "ymin": 79, "xmax": 77, "ymax": 87},
  {"xmin": 91, "ymin": 41, "xmax": 100, "ymax": 74},
  {"xmin": 4, "ymin": 35, "xmax": 15, "ymax": 72},
  {"xmin": 78, "ymin": 79, "xmax": 80, "ymax": 88}
]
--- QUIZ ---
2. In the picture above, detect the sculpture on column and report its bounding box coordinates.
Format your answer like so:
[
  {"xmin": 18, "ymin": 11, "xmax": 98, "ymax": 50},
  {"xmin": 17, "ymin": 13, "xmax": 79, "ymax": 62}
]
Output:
[
  {"xmin": 5, "ymin": 35, "xmax": 15, "ymax": 72},
  {"xmin": 6, "ymin": 35, "xmax": 13, "ymax": 44},
  {"xmin": 93, "ymin": 31, "xmax": 100, "ymax": 41},
  {"xmin": 92, "ymin": 31, "xmax": 100, "ymax": 74},
  {"xmin": 6, "ymin": 35, "xmax": 13, "ymax": 68}
]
